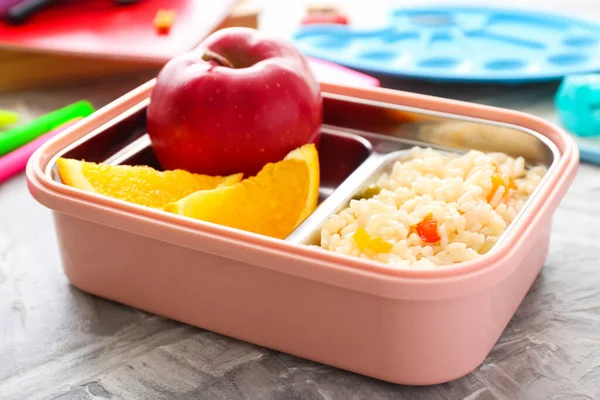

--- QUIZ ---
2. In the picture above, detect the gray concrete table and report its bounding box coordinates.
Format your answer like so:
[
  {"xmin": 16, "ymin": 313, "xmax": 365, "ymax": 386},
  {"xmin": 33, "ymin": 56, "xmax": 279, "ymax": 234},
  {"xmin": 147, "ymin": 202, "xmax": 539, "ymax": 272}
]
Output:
[{"xmin": 2, "ymin": 3, "xmax": 600, "ymax": 399}]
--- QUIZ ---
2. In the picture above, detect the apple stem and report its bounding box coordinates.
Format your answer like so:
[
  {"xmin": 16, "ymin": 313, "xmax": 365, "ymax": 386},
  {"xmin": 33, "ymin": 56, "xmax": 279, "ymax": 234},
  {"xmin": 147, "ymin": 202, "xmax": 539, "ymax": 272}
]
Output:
[{"xmin": 201, "ymin": 50, "xmax": 234, "ymax": 68}]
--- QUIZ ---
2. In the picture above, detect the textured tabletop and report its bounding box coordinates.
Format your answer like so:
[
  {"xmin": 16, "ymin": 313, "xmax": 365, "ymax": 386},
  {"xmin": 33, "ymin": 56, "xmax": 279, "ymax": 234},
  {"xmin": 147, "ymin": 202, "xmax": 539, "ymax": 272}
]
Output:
[{"xmin": 2, "ymin": 2, "xmax": 600, "ymax": 399}]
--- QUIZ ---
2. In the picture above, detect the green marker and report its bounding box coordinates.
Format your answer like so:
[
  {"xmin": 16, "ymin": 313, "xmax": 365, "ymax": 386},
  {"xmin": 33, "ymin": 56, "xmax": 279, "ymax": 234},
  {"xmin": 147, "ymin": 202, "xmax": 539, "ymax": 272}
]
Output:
[
  {"xmin": 0, "ymin": 110, "xmax": 19, "ymax": 128},
  {"xmin": 0, "ymin": 100, "xmax": 95, "ymax": 157}
]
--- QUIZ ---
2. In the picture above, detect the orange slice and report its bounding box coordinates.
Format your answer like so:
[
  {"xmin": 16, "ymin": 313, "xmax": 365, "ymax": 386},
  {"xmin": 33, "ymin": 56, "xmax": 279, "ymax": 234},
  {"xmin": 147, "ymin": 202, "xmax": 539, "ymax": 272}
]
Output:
[
  {"xmin": 56, "ymin": 158, "xmax": 242, "ymax": 209},
  {"xmin": 284, "ymin": 143, "xmax": 320, "ymax": 227},
  {"xmin": 165, "ymin": 144, "xmax": 320, "ymax": 239}
]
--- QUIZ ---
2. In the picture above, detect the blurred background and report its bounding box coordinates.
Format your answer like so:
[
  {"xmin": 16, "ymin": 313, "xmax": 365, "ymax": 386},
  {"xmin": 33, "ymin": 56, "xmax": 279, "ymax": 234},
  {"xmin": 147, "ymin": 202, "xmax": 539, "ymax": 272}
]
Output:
[
  {"xmin": 0, "ymin": 0, "xmax": 597, "ymax": 102},
  {"xmin": 1, "ymin": 0, "xmax": 598, "ymax": 131}
]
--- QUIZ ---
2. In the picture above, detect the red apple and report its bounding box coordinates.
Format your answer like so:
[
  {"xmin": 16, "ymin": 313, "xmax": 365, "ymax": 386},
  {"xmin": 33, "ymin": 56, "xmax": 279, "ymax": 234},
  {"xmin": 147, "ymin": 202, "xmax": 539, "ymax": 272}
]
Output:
[{"xmin": 146, "ymin": 27, "xmax": 322, "ymax": 177}]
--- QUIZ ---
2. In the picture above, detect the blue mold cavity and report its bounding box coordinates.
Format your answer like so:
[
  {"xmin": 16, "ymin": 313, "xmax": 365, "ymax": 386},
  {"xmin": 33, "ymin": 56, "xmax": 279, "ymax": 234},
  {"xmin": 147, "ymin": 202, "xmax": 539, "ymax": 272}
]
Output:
[
  {"xmin": 485, "ymin": 59, "xmax": 527, "ymax": 70},
  {"xmin": 563, "ymin": 36, "xmax": 597, "ymax": 47},
  {"xmin": 358, "ymin": 51, "xmax": 397, "ymax": 62},
  {"xmin": 464, "ymin": 31, "xmax": 545, "ymax": 49},
  {"xmin": 314, "ymin": 36, "xmax": 351, "ymax": 49},
  {"xmin": 381, "ymin": 31, "xmax": 420, "ymax": 43},
  {"xmin": 548, "ymin": 54, "xmax": 588, "ymax": 66},
  {"xmin": 418, "ymin": 57, "xmax": 460, "ymax": 68},
  {"xmin": 429, "ymin": 31, "xmax": 453, "ymax": 42}
]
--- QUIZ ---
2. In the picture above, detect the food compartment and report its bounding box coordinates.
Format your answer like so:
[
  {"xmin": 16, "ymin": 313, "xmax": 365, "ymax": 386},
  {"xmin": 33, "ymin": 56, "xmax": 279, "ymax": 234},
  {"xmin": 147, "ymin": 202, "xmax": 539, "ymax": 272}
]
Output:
[
  {"xmin": 291, "ymin": 95, "xmax": 559, "ymax": 268},
  {"xmin": 294, "ymin": 146, "xmax": 551, "ymax": 257},
  {"xmin": 49, "ymin": 103, "xmax": 374, "ymax": 211}
]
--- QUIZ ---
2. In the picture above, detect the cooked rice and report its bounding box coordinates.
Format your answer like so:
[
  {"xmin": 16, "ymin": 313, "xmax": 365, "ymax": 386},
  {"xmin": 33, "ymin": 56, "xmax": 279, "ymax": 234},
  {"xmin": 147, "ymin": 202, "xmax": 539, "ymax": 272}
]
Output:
[{"xmin": 318, "ymin": 147, "xmax": 547, "ymax": 267}]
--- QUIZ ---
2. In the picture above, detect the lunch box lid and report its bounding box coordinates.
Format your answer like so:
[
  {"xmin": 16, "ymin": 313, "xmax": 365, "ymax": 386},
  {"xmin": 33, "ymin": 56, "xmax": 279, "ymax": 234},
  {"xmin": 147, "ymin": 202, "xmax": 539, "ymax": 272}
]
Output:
[{"xmin": 26, "ymin": 80, "xmax": 579, "ymax": 301}]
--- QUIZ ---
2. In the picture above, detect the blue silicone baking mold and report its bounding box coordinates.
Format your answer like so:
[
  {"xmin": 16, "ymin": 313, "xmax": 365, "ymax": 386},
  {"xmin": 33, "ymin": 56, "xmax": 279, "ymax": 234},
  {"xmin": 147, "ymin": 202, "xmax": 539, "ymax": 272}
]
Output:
[{"xmin": 291, "ymin": 6, "xmax": 600, "ymax": 83}]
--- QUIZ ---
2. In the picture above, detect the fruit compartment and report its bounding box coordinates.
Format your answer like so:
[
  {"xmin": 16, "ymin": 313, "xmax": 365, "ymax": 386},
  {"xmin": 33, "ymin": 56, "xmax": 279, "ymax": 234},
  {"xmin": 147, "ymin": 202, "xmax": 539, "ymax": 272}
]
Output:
[{"xmin": 49, "ymin": 98, "xmax": 374, "ymax": 212}]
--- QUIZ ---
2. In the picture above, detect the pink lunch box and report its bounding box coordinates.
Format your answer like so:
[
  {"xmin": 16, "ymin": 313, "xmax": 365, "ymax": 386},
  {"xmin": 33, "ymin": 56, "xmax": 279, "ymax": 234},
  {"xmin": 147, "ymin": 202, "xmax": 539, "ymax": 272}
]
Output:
[{"xmin": 26, "ymin": 79, "xmax": 579, "ymax": 385}]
